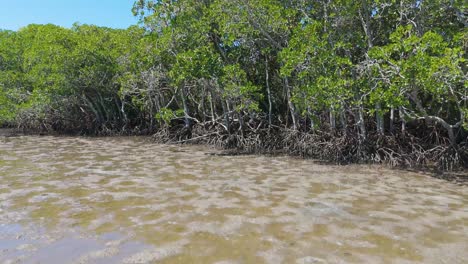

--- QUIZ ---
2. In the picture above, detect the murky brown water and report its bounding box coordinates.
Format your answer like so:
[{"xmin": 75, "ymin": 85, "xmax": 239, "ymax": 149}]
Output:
[{"xmin": 0, "ymin": 135, "xmax": 467, "ymax": 264}]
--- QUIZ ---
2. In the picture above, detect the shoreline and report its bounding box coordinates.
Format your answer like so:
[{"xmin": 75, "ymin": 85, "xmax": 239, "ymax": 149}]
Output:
[{"xmin": 1, "ymin": 127, "xmax": 466, "ymax": 184}]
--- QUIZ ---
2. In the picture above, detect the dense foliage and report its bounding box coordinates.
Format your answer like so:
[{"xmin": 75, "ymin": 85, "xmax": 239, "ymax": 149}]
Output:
[{"xmin": 0, "ymin": 0, "xmax": 466, "ymax": 168}]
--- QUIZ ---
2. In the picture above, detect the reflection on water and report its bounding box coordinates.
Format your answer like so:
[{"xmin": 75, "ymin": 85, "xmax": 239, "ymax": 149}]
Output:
[{"xmin": 0, "ymin": 135, "xmax": 467, "ymax": 263}]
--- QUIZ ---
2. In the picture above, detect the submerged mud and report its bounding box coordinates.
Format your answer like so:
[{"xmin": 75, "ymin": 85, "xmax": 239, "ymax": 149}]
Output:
[{"xmin": 0, "ymin": 135, "xmax": 467, "ymax": 263}]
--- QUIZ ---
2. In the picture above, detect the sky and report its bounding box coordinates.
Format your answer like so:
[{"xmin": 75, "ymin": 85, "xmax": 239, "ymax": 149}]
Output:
[{"xmin": 0, "ymin": 0, "xmax": 139, "ymax": 31}]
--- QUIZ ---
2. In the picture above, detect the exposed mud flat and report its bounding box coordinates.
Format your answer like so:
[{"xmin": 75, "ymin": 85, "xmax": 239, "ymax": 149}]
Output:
[{"xmin": 0, "ymin": 135, "xmax": 467, "ymax": 263}]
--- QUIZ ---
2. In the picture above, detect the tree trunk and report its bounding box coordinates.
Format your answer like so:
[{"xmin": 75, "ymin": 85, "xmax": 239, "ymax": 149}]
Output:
[
  {"xmin": 329, "ymin": 108, "xmax": 336, "ymax": 131},
  {"xmin": 209, "ymin": 91, "xmax": 215, "ymax": 122},
  {"xmin": 340, "ymin": 105, "xmax": 347, "ymax": 132},
  {"xmin": 265, "ymin": 57, "xmax": 273, "ymax": 127},
  {"xmin": 376, "ymin": 102, "xmax": 384, "ymax": 135},
  {"xmin": 307, "ymin": 107, "xmax": 315, "ymax": 132},
  {"xmin": 221, "ymin": 99, "xmax": 230, "ymax": 134},
  {"xmin": 181, "ymin": 83, "xmax": 190, "ymax": 128},
  {"xmin": 83, "ymin": 95, "xmax": 102, "ymax": 125},
  {"xmin": 358, "ymin": 104, "xmax": 367, "ymax": 140},
  {"xmin": 389, "ymin": 107, "xmax": 395, "ymax": 133},
  {"xmin": 284, "ymin": 78, "xmax": 297, "ymax": 130},
  {"xmin": 238, "ymin": 111, "xmax": 244, "ymax": 137},
  {"xmin": 399, "ymin": 107, "xmax": 406, "ymax": 135}
]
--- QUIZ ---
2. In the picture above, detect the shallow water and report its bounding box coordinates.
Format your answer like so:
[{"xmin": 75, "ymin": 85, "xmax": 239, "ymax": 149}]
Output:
[{"xmin": 0, "ymin": 135, "xmax": 466, "ymax": 264}]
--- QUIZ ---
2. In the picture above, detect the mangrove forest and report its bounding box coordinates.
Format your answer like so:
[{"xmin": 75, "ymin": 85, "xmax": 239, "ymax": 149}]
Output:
[{"xmin": 0, "ymin": 0, "xmax": 467, "ymax": 170}]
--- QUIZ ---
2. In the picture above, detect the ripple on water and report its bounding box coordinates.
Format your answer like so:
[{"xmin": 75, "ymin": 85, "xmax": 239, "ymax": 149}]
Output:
[{"xmin": 0, "ymin": 135, "xmax": 467, "ymax": 263}]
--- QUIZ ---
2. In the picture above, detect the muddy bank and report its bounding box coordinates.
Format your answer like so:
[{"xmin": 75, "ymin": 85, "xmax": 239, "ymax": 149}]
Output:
[
  {"xmin": 153, "ymin": 123, "xmax": 468, "ymax": 178},
  {"xmin": 0, "ymin": 128, "xmax": 21, "ymax": 137},
  {"xmin": 4, "ymin": 126, "xmax": 466, "ymax": 183}
]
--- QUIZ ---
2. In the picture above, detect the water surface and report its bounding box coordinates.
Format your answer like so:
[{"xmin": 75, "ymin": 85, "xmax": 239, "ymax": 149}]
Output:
[{"xmin": 0, "ymin": 135, "xmax": 467, "ymax": 263}]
